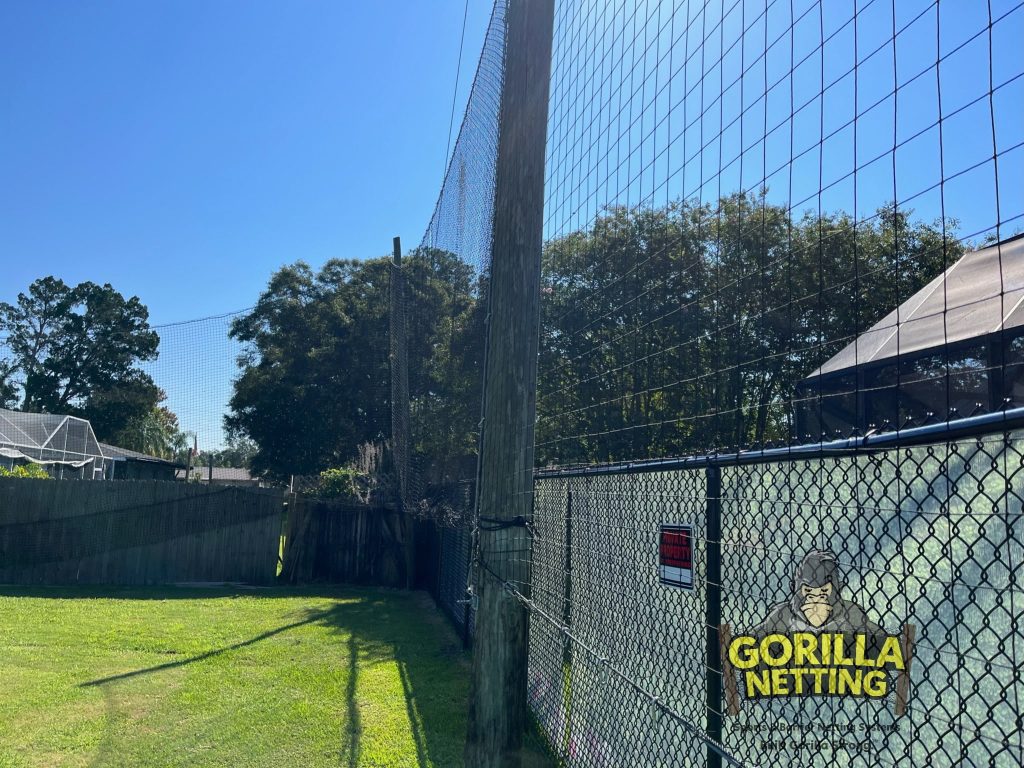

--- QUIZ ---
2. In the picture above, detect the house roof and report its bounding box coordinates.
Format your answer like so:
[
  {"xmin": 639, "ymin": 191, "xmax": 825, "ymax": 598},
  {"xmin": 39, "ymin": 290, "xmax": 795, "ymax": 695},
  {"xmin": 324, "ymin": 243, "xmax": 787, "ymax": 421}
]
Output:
[
  {"xmin": 810, "ymin": 235, "xmax": 1024, "ymax": 377},
  {"xmin": 98, "ymin": 442, "xmax": 182, "ymax": 467},
  {"xmin": 209, "ymin": 467, "xmax": 255, "ymax": 481},
  {"xmin": 176, "ymin": 466, "xmax": 255, "ymax": 481}
]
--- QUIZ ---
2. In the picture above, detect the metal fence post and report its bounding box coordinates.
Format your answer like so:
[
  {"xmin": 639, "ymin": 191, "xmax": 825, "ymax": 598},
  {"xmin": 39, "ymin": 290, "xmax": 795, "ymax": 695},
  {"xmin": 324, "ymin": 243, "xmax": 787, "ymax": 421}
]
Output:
[
  {"xmin": 705, "ymin": 464, "xmax": 723, "ymax": 768},
  {"xmin": 562, "ymin": 489, "xmax": 573, "ymax": 663}
]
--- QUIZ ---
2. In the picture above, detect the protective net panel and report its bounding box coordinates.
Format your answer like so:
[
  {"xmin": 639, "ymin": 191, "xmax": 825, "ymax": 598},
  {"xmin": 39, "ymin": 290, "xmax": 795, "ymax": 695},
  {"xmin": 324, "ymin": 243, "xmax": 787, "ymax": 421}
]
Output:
[
  {"xmin": 436, "ymin": 522, "xmax": 476, "ymax": 640},
  {"xmin": 1, "ymin": 309, "xmax": 245, "ymax": 468},
  {"xmin": 140, "ymin": 311, "xmax": 247, "ymax": 455},
  {"xmin": 402, "ymin": 0, "xmax": 508, "ymax": 634},
  {"xmin": 514, "ymin": 1, "xmax": 1024, "ymax": 764},
  {"xmin": 536, "ymin": 0, "xmax": 1024, "ymax": 467},
  {"xmin": 394, "ymin": 0, "xmax": 507, "ymax": 508}
]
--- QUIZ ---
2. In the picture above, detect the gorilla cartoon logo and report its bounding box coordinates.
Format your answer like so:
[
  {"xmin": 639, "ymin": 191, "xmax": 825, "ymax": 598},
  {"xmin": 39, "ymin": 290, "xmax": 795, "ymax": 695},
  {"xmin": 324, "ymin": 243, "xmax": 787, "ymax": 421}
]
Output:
[{"xmin": 754, "ymin": 549, "xmax": 883, "ymax": 637}]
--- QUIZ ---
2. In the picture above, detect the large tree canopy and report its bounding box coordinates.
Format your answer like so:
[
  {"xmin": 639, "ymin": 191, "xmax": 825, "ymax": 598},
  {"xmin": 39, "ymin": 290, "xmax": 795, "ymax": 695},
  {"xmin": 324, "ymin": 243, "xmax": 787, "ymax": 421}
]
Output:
[
  {"xmin": 536, "ymin": 195, "xmax": 962, "ymax": 465},
  {"xmin": 0, "ymin": 277, "xmax": 162, "ymax": 441},
  {"xmin": 227, "ymin": 250, "xmax": 484, "ymax": 482},
  {"xmin": 227, "ymin": 195, "xmax": 961, "ymax": 482}
]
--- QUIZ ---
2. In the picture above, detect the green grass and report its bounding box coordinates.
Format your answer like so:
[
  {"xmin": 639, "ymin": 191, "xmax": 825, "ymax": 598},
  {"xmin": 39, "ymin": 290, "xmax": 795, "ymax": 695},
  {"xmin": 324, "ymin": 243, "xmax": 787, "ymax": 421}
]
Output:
[{"xmin": 0, "ymin": 585, "xmax": 554, "ymax": 768}]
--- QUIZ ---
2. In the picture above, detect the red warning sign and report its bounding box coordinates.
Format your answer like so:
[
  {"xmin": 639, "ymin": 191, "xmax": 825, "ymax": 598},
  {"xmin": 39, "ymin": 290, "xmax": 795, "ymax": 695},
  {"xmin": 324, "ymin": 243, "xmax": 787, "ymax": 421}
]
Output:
[{"xmin": 659, "ymin": 524, "xmax": 694, "ymax": 589}]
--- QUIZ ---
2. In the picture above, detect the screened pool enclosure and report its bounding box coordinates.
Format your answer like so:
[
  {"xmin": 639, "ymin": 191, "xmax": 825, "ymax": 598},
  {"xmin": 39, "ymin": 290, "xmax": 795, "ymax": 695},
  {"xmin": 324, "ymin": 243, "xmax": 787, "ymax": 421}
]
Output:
[{"xmin": 0, "ymin": 408, "xmax": 110, "ymax": 479}]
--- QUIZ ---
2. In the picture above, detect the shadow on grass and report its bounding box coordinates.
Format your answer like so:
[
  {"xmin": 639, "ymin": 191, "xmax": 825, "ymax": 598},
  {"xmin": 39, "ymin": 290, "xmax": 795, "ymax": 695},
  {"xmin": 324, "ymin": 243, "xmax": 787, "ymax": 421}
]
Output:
[
  {"xmin": 79, "ymin": 609, "xmax": 338, "ymax": 687},
  {"xmin": 87, "ymin": 686, "xmax": 117, "ymax": 768},
  {"xmin": 345, "ymin": 632, "xmax": 361, "ymax": 768},
  {"xmin": 300, "ymin": 594, "xmax": 472, "ymax": 767},
  {"xmin": 58, "ymin": 586, "xmax": 527, "ymax": 766},
  {"xmin": 302, "ymin": 596, "xmax": 556, "ymax": 767},
  {"xmin": 5, "ymin": 584, "xmax": 556, "ymax": 766}
]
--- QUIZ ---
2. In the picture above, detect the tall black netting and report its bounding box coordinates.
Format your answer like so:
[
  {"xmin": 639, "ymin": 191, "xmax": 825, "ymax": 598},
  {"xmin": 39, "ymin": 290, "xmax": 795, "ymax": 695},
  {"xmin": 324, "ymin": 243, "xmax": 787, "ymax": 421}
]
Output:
[
  {"xmin": 395, "ymin": 0, "xmax": 509, "ymax": 635},
  {"xmin": 397, "ymin": 0, "xmax": 505, "ymax": 501},
  {"xmin": 1, "ymin": 309, "xmax": 247, "ymax": 476},
  {"xmin": 536, "ymin": 0, "xmax": 1023, "ymax": 467},
  {"xmin": 143, "ymin": 311, "xmax": 249, "ymax": 460},
  {"xmin": 513, "ymin": 1, "xmax": 1023, "ymax": 766}
]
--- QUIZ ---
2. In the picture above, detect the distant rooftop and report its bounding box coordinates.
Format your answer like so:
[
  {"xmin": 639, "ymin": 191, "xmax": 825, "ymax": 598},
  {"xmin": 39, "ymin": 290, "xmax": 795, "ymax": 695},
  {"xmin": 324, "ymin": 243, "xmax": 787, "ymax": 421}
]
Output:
[
  {"xmin": 176, "ymin": 466, "xmax": 255, "ymax": 482},
  {"xmin": 98, "ymin": 442, "xmax": 182, "ymax": 467}
]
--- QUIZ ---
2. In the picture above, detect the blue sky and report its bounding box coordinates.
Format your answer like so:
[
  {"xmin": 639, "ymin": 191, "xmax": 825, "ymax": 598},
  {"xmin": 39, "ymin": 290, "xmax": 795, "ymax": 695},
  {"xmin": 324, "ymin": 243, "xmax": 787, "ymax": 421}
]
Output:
[
  {"xmin": 0, "ymin": 0, "xmax": 492, "ymax": 324},
  {"xmin": 2, "ymin": 0, "xmax": 1021, "ymax": 451},
  {"xmin": 543, "ymin": 0, "xmax": 1023, "ymax": 247}
]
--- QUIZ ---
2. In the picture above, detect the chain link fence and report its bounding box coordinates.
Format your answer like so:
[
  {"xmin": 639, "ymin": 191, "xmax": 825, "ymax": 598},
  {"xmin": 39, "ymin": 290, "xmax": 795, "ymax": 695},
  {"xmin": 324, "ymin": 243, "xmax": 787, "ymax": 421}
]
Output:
[{"xmin": 527, "ymin": 429, "xmax": 1023, "ymax": 767}]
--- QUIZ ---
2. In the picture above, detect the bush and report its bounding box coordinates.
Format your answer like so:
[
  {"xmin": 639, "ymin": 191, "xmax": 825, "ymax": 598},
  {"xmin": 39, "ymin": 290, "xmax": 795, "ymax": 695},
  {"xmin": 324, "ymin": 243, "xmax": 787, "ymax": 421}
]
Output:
[
  {"xmin": 0, "ymin": 463, "xmax": 52, "ymax": 479},
  {"xmin": 317, "ymin": 467, "xmax": 360, "ymax": 499}
]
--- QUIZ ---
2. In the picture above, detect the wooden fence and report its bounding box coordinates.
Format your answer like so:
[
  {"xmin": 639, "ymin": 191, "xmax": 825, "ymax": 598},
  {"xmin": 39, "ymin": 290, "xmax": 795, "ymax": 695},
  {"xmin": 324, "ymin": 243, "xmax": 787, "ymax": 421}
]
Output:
[
  {"xmin": 0, "ymin": 479, "xmax": 284, "ymax": 585},
  {"xmin": 280, "ymin": 495, "xmax": 412, "ymax": 587}
]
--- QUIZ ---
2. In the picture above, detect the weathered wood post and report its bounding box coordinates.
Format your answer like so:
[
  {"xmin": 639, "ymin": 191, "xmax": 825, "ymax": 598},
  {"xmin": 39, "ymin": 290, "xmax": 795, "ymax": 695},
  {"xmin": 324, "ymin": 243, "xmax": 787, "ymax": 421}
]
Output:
[
  {"xmin": 389, "ymin": 235, "xmax": 414, "ymax": 588},
  {"xmin": 390, "ymin": 235, "xmax": 411, "ymax": 507},
  {"xmin": 465, "ymin": 0, "xmax": 554, "ymax": 765}
]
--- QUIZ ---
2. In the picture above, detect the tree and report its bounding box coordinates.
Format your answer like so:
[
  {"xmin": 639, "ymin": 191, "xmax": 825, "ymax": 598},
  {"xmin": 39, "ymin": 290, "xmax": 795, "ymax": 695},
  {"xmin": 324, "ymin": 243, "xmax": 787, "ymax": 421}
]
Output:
[
  {"xmin": 110, "ymin": 400, "xmax": 188, "ymax": 460},
  {"xmin": 535, "ymin": 195, "xmax": 962, "ymax": 465},
  {"xmin": 202, "ymin": 435, "xmax": 258, "ymax": 468},
  {"xmin": 0, "ymin": 358, "xmax": 17, "ymax": 409},
  {"xmin": 226, "ymin": 250, "xmax": 483, "ymax": 484},
  {"xmin": 0, "ymin": 278, "xmax": 161, "ymax": 440},
  {"xmin": 226, "ymin": 259, "xmax": 390, "ymax": 481}
]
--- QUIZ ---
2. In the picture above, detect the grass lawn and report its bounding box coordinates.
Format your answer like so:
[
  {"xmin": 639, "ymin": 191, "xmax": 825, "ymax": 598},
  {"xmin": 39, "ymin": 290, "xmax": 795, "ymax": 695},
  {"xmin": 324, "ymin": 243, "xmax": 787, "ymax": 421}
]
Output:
[{"xmin": 0, "ymin": 585, "xmax": 553, "ymax": 768}]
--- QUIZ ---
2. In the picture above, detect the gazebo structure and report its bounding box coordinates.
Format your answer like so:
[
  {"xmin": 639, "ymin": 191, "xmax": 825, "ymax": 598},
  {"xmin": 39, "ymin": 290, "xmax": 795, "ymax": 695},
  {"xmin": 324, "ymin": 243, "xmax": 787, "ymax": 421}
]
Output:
[
  {"xmin": 0, "ymin": 408, "xmax": 110, "ymax": 479},
  {"xmin": 795, "ymin": 234, "xmax": 1024, "ymax": 441}
]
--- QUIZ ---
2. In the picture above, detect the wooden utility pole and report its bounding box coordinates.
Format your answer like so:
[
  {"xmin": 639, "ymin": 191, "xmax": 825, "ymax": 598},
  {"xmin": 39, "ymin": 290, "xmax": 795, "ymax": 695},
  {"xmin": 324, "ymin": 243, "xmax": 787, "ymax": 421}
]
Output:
[
  {"xmin": 390, "ymin": 236, "xmax": 411, "ymax": 508},
  {"xmin": 184, "ymin": 434, "xmax": 196, "ymax": 482},
  {"xmin": 465, "ymin": 0, "xmax": 554, "ymax": 765},
  {"xmin": 389, "ymin": 235, "xmax": 414, "ymax": 587}
]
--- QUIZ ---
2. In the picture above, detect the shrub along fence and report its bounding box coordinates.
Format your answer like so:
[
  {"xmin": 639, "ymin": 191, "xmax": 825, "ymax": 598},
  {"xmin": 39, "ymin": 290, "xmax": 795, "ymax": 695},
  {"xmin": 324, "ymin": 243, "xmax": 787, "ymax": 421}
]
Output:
[
  {"xmin": 277, "ymin": 490, "xmax": 474, "ymax": 628},
  {"xmin": 0, "ymin": 479, "xmax": 285, "ymax": 585}
]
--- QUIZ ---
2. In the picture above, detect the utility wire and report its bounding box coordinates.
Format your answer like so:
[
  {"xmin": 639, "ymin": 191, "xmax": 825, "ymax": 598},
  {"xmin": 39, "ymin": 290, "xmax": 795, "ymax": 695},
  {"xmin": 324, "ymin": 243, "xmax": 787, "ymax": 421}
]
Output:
[{"xmin": 443, "ymin": 0, "xmax": 471, "ymax": 179}]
